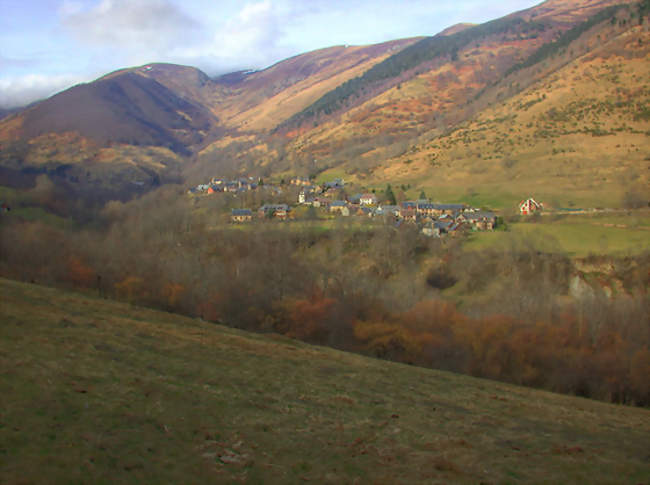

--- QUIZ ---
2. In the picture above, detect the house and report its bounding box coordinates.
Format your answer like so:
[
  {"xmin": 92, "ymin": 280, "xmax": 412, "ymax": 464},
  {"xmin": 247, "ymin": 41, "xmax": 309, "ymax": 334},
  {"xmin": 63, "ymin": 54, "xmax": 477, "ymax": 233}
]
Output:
[
  {"xmin": 225, "ymin": 181, "xmax": 239, "ymax": 192},
  {"xmin": 447, "ymin": 222, "xmax": 467, "ymax": 236},
  {"xmin": 312, "ymin": 197, "xmax": 331, "ymax": 209},
  {"xmin": 416, "ymin": 203, "xmax": 436, "ymax": 217},
  {"xmin": 290, "ymin": 176, "xmax": 311, "ymax": 186},
  {"xmin": 401, "ymin": 208, "xmax": 418, "ymax": 222},
  {"xmin": 376, "ymin": 205, "xmax": 401, "ymax": 217},
  {"xmin": 460, "ymin": 211, "xmax": 496, "ymax": 230},
  {"xmin": 349, "ymin": 193, "xmax": 362, "ymax": 205},
  {"xmin": 323, "ymin": 178, "xmax": 344, "ymax": 190},
  {"xmin": 421, "ymin": 221, "xmax": 444, "ymax": 237},
  {"xmin": 258, "ymin": 204, "xmax": 290, "ymax": 219},
  {"xmin": 231, "ymin": 209, "xmax": 253, "ymax": 223},
  {"xmin": 355, "ymin": 206, "xmax": 374, "ymax": 217},
  {"xmin": 402, "ymin": 201, "xmax": 417, "ymax": 210},
  {"xmin": 433, "ymin": 203, "xmax": 465, "ymax": 216},
  {"xmin": 329, "ymin": 200, "xmax": 350, "ymax": 216},
  {"xmin": 519, "ymin": 198, "xmax": 542, "ymax": 215},
  {"xmin": 359, "ymin": 193, "xmax": 378, "ymax": 206}
]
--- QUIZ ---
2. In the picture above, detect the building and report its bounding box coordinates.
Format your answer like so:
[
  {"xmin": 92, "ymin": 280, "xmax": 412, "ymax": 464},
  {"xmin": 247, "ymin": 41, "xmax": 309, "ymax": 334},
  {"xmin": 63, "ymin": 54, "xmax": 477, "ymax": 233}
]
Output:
[
  {"xmin": 329, "ymin": 200, "xmax": 350, "ymax": 216},
  {"xmin": 519, "ymin": 198, "xmax": 542, "ymax": 215},
  {"xmin": 258, "ymin": 204, "xmax": 290, "ymax": 219},
  {"xmin": 290, "ymin": 176, "xmax": 311, "ymax": 186},
  {"xmin": 323, "ymin": 178, "xmax": 344, "ymax": 190},
  {"xmin": 460, "ymin": 211, "xmax": 496, "ymax": 230},
  {"xmin": 376, "ymin": 205, "xmax": 401, "ymax": 217},
  {"xmin": 359, "ymin": 193, "xmax": 378, "ymax": 206},
  {"xmin": 231, "ymin": 209, "xmax": 253, "ymax": 223}
]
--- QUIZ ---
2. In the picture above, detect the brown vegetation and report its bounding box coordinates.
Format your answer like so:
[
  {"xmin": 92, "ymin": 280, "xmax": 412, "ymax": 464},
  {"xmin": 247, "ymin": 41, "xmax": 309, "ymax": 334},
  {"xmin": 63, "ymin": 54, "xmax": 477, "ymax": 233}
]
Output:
[{"xmin": 1, "ymin": 186, "xmax": 648, "ymax": 406}]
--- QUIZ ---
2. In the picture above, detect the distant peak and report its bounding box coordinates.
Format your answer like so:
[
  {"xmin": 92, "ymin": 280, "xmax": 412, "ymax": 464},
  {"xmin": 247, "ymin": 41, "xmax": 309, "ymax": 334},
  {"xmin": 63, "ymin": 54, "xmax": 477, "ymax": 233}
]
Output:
[{"xmin": 438, "ymin": 23, "xmax": 477, "ymax": 36}]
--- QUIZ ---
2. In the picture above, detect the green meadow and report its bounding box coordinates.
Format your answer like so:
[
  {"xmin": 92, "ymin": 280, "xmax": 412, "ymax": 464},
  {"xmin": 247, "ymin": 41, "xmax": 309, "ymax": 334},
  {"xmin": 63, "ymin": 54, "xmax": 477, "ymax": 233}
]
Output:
[
  {"xmin": 1, "ymin": 278, "xmax": 649, "ymax": 484},
  {"xmin": 465, "ymin": 213, "xmax": 650, "ymax": 257}
]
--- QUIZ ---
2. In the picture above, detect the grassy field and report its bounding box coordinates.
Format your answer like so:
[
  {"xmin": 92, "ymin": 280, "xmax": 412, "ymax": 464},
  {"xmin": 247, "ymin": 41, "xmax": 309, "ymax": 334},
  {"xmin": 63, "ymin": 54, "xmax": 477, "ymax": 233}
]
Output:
[
  {"xmin": 465, "ymin": 213, "xmax": 650, "ymax": 257},
  {"xmin": 1, "ymin": 278, "xmax": 649, "ymax": 484}
]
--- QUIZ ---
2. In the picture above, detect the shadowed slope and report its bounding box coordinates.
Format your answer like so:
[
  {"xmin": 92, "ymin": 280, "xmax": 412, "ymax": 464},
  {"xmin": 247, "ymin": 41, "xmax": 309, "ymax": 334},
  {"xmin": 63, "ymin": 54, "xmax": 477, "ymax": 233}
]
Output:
[
  {"xmin": 1, "ymin": 277, "xmax": 649, "ymax": 483},
  {"xmin": 22, "ymin": 71, "xmax": 215, "ymax": 154}
]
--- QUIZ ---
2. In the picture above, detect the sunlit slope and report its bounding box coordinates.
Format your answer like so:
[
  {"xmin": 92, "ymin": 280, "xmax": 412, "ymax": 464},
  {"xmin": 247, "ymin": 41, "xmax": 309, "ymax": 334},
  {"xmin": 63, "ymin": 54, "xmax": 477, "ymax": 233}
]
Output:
[
  {"xmin": 1, "ymin": 277, "xmax": 649, "ymax": 483},
  {"xmin": 220, "ymin": 40, "xmax": 420, "ymax": 131},
  {"xmin": 274, "ymin": 1, "xmax": 648, "ymax": 209},
  {"xmin": 378, "ymin": 17, "xmax": 650, "ymax": 208}
]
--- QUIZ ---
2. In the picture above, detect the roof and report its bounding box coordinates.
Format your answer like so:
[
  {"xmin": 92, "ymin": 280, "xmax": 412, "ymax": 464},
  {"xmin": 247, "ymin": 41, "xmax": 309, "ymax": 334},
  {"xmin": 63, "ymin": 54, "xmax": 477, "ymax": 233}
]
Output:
[
  {"xmin": 417, "ymin": 203, "xmax": 435, "ymax": 210},
  {"xmin": 331, "ymin": 200, "xmax": 348, "ymax": 207},
  {"xmin": 232, "ymin": 209, "xmax": 252, "ymax": 216},
  {"xmin": 260, "ymin": 204, "xmax": 289, "ymax": 211},
  {"xmin": 434, "ymin": 203, "xmax": 465, "ymax": 210},
  {"xmin": 520, "ymin": 198, "xmax": 541, "ymax": 207},
  {"xmin": 463, "ymin": 211, "xmax": 495, "ymax": 220},
  {"xmin": 377, "ymin": 205, "xmax": 400, "ymax": 215}
]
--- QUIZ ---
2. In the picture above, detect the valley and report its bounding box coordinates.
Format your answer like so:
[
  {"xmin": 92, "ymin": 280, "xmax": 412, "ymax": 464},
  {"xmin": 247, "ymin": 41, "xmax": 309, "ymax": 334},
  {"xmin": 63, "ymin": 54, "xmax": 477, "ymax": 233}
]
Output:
[{"xmin": 0, "ymin": 1, "xmax": 649, "ymax": 481}]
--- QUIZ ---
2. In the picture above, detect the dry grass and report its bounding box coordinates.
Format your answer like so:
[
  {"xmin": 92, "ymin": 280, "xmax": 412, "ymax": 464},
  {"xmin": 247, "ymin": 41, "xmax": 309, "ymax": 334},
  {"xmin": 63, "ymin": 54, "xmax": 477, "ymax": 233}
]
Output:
[
  {"xmin": 1, "ymin": 277, "xmax": 649, "ymax": 483},
  {"xmin": 372, "ymin": 25, "xmax": 650, "ymax": 209}
]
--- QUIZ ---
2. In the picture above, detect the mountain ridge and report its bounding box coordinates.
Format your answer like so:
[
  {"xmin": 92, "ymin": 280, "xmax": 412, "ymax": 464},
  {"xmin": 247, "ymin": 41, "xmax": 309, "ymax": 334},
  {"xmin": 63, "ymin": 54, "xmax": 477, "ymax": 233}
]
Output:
[{"xmin": 0, "ymin": 0, "xmax": 647, "ymax": 207}]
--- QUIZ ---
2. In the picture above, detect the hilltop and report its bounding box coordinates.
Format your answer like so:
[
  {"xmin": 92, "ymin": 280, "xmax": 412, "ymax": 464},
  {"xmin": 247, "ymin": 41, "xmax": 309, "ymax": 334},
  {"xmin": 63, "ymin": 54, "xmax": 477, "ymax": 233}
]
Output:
[{"xmin": 1, "ymin": 277, "xmax": 649, "ymax": 483}]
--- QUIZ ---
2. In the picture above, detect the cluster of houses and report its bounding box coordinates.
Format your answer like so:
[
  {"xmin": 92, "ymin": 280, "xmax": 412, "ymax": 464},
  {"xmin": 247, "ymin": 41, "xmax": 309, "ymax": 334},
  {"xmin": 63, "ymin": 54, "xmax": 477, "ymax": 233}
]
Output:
[
  {"xmin": 226, "ymin": 181, "xmax": 498, "ymax": 237},
  {"xmin": 189, "ymin": 177, "xmax": 262, "ymax": 195},
  {"xmin": 190, "ymin": 175, "xmax": 549, "ymax": 237}
]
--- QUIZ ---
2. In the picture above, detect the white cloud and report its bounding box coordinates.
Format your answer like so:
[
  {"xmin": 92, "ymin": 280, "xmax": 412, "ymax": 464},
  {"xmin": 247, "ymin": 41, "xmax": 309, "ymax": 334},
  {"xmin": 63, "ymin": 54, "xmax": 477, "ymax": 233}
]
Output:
[
  {"xmin": 62, "ymin": 0, "xmax": 202, "ymax": 59},
  {"xmin": 170, "ymin": 0, "xmax": 294, "ymax": 73},
  {"xmin": 0, "ymin": 74, "xmax": 88, "ymax": 109}
]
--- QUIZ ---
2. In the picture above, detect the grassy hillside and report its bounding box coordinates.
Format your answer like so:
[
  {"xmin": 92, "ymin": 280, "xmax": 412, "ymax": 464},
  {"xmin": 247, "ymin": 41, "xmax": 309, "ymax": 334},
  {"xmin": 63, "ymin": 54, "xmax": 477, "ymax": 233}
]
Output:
[
  {"xmin": 269, "ymin": 1, "xmax": 648, "ymax": 209},
  {"xmin": 1, "ymin": 277, "xmax": 649, "ymax": 483},
  {"xmin": 372, "ymin": 6, "xmax": 650, "ymax": 209},
  {"xmin": 464, "ymin": 212, "xmax": 650, "ymax": 256}
]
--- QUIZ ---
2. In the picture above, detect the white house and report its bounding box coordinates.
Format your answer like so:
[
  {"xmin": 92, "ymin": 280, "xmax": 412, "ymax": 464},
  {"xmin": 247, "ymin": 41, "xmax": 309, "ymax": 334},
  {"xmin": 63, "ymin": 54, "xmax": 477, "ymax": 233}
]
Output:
[
  {"xmin": 359, "ymin": 193, "xmax": 378, "ymax": 206},
  {"xmin": 519, "ymin": 198, "xmax": 542, "ymax": 215}
]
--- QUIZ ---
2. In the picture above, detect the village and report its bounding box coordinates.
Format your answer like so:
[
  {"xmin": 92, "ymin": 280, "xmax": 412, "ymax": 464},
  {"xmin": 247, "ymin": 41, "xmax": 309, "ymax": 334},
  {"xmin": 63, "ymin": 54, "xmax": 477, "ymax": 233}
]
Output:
[{"xmin": 185, "ymin": 175, "xmax": 537, "ymax": 237}]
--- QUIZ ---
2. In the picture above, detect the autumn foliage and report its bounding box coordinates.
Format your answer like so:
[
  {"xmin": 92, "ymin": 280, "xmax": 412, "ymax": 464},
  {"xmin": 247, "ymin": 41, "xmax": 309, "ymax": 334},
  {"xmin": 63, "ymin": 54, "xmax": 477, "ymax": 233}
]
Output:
[{"xmin": 0, "ymin": 192, "xmax": 648, "ymax": 406}]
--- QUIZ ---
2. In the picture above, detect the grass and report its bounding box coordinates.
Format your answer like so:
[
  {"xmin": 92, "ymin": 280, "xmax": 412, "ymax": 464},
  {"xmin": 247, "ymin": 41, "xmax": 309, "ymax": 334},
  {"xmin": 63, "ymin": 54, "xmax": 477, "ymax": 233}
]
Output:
[
  {"xmin": 1, "ymin": 277, "xmax": 649, "ymax": 483},
  {"xmin": 465, "ymin": 213, "xmax": 650, "ymax": 257},
  {"xmin": 10, "ymin": 207, "xmax": 70, "ymax": 229}
]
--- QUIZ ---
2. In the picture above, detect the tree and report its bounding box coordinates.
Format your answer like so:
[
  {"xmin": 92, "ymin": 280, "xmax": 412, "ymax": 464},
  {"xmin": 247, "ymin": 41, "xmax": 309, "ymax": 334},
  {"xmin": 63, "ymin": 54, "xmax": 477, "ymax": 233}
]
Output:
[
  {"xmin": 384, "ymin": 184, "xmax": 396, "ymax": 205},
  {"xmin": 419, "ymin": 190, "xmax": 427, "ymax": 200}
]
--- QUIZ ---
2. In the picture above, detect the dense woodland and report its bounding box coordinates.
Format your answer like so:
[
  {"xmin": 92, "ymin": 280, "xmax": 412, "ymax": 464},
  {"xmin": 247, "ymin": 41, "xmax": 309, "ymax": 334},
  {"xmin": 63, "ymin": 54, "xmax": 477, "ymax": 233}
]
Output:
[{"xmin": 1, "ymin": 185, "xmax": 648, "ymax": 406}]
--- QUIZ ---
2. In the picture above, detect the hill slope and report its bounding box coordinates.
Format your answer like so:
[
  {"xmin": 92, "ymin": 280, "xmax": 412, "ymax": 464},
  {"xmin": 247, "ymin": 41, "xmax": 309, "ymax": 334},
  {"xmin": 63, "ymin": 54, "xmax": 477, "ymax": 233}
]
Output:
[
  {"xmin": 22, "ymin": 70, "xmax": 215, "ymax": 153},
  {"xmin": 0, "ymin": 0, "xmax": 647, "ymax": 208},
  {"xmin": 1, "ymin": 277, "xmax": 649, "ymax": 483},
  {"xmin": 269, "ymin": 0, "xmax": 649, "ymax": 208}
]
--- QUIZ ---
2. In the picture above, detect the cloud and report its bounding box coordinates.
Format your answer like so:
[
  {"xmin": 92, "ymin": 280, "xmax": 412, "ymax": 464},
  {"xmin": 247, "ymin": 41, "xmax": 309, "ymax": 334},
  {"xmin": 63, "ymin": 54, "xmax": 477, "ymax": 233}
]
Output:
[
  {"xmin": 213, "ymin": 1, "xmax": 284, "ymax": 64},
  {"xmin": 0, "ymin": 74, "xmax": 88, "ymax": 109},
  {"xmin": 170, "ymin": 0, "xmax": 292, "ymax": 74},
  {"xmin": 61, "ymin": 0, "xmax": 203, "ymax": 60}
]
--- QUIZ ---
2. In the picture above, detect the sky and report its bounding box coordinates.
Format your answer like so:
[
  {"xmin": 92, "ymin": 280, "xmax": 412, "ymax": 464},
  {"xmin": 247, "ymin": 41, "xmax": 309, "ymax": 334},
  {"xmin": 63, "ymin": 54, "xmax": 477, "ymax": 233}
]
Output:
[{"xmin": 0, "ymin": 0, "xmax": 542, "ymax": 109}]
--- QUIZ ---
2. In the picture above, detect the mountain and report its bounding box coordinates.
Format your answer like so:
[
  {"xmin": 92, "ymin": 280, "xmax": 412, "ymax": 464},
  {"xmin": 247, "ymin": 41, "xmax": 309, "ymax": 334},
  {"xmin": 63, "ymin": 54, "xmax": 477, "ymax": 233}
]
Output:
[
  {"xmin": 22, "ymin": 70, "xmax": 215, "ymax": 152},
  {"xmin": 0, "ymin": 0, "xmax": 647, "ymax": 207}
]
